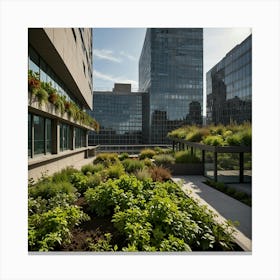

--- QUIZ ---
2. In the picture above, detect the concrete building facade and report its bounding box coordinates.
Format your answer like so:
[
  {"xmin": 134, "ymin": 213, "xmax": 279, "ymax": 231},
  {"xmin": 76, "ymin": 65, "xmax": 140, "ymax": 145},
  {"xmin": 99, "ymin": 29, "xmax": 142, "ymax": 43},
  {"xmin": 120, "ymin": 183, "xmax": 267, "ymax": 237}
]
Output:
[{"xmin": 28, "ymin": 28, "xmax": 95, "ymax": 180}]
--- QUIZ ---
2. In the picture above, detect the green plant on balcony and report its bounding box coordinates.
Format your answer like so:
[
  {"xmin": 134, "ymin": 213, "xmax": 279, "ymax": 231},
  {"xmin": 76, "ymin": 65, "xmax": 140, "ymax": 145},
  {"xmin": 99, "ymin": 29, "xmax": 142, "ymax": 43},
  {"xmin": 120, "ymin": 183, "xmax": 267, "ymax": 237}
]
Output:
[
  {"xmin": 34, "ymin": 87, "xmax": 48, "ymax": 107},
  {"xmin": 27, "ymin": 70, "xmax": 99, "ymax": 131},
  {"xmin": 28, "ymin": 70, "xmax": 41, "ymax": 98}
]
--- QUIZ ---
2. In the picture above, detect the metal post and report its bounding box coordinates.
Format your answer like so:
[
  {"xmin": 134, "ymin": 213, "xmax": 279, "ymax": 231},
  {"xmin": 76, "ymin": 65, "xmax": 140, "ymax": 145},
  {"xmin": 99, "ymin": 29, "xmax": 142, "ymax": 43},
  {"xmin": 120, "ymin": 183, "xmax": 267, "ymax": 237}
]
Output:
[
  {"xmin": 191, "ymin": 147, "xmax": 193, "ymax": 156},
  {"xmin": 239, "ymin": 152, "xmax": 244, "ymax": 183},
  {"xmin": 202, "ymin": 150, "xmax": 205, "ymax": 176},
  {"xmin": 214, "ymin": 152, "xmax": 217, "ymax": 182},
  {"xmin": 172, "ymin": 141, "xmax": 175, "ymax": 151}
]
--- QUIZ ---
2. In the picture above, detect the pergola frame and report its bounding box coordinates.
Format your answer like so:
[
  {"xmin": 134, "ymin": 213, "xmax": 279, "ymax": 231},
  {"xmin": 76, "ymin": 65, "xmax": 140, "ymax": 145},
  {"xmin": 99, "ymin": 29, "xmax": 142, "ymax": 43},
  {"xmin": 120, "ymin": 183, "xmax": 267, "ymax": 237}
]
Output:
[{"xmin": 169, "ymin": 137, "xmax": 252, "ymax": 183}]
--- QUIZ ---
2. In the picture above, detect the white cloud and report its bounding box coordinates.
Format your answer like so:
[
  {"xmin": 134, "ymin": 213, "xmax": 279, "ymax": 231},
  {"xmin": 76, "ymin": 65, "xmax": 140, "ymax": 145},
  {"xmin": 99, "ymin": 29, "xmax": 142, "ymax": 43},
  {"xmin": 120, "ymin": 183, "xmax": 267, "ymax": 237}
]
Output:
[
  {"xmin": 93, "ymin": 70, "xmax": 138, "ymax": 90},
  {"xmin": 94, "ymin": 49, "xmax": 122, "ymax": 63},
  {"xmin": 120, "ymin": 51, "xmax": 136, "ymax": 61}
]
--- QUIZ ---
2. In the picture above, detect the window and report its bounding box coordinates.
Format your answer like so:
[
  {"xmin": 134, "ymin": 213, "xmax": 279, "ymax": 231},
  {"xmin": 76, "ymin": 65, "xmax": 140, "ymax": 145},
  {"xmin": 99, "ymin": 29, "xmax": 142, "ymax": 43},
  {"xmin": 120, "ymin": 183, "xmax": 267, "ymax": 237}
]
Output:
[
  {"xmin": 28, "ymin": 113, "xmax": 32, "ymax": 157},
  {"xmin": 46, "ymin": 119, "xmax": 52, "ymax": 153},
  {"xmin": 28, "ymin": 114, "xmax": 53, "ymax": 157},
  {"xmin": 75, "ymin": 127, "xmax": 85, "ymax": 148},
  {"xmin": 33, "ymin": 115, "xmax": 45, "ymax": 155},
  {"xmin": 60, "ymin": 123, "xmax": 71, "ymax": 151}
]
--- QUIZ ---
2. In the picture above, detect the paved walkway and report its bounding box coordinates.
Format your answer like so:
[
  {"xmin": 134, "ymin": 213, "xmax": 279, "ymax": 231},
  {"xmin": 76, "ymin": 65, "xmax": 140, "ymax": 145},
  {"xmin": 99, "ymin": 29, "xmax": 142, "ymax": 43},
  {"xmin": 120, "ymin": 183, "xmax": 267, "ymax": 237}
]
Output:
[{"xmin": 172, "ymin": 175, "xmax": 252, "ymax": 250}]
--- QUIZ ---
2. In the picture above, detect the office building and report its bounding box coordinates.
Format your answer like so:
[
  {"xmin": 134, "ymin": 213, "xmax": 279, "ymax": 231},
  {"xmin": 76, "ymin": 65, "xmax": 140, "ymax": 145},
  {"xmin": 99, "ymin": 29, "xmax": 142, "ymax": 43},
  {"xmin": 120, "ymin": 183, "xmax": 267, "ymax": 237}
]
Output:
[
  {"xmin": 88, "ymin": 83, "xmax": 143, "ymax": 145},
  {"xmin": 139, "ymin": 28, "xmax": 203, "ymax": 144},
  {"xmin": 28, "ymin": 28, "xmax": 95, "ymax": 180},
  {"xmin": 206, "ymin": 34, "xmax": 252, "ymax": 125}
]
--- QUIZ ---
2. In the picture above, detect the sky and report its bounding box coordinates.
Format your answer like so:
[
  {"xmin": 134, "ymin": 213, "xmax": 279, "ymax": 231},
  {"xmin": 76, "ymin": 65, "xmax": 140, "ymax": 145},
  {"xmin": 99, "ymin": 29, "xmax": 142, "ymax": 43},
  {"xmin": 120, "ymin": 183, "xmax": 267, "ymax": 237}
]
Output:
[{"xmin": 92, "ymin": 28, "xmax": 252, "ymax": 113}]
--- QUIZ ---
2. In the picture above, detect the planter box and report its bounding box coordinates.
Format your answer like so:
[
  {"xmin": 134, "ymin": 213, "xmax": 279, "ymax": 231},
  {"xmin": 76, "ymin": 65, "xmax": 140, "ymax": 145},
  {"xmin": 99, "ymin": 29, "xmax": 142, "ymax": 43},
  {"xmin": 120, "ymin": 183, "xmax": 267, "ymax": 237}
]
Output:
[
  {"xmin": 28, "ymin": 92, "xmax": 94, "ymax": 131},
  {"xmin": 164, "ymin": 163, "xmax": 203, "ymax": 175}
]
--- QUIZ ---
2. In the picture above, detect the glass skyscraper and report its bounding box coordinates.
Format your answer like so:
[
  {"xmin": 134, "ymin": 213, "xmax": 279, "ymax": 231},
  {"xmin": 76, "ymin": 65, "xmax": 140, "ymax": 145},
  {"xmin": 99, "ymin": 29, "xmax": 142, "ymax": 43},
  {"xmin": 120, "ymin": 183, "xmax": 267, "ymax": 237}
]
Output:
[
  {"xmin": 139, "ymin": 28, "xmax": 203, "ymax": 144},
  {"xmin": 88, "ymin": 84, "xmax": 143, "ymax": 145},
  {"xmin": 206, "ymin": 34, "xmax": 252, "ymax": 125}
]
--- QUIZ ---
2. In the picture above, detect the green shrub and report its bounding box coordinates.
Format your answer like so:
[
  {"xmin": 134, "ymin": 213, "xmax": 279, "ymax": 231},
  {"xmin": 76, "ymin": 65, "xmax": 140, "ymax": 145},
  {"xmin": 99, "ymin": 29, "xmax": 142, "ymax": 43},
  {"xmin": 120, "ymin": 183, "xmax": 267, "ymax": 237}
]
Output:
[
  {"xmin": 87, "ymin": 173, "xmax": 102, "ymax": 188},
  {"xmin": 202, "ymin": 135, "xmax": 225, "ymax": 146},
  {"xmin": 186, "ymin": 127, "xmax": 209, "ymax": 142},
  {"xmin": 86, "ymin": 233, "xmax": 117, "ymax": 251},
  {"xmin": 52, "ymin": 166, "xmax": 79, "ymax": 183},
  {"xmin": 84, "ymin": 180, "xmax": 124, "ymax": 216},
  {"xmin": 122, "ymin": 159, "xmax": 145, "ymax": 173},
  {"xmin": 149, "ymin": 166, "xmax": 171, "ymax": 182},
  {"xmin": 29, "ymin": 181, "xmax": 76, "ymax": 199},
  {"xmin": 106, "ymin": 163, "xmax": 125, "ymax": 179},
  {"xmin": 119, "ymin": 153, "xmax": 129, "ymax": 161},
  {"xmin": 81, "ymin": 164, "xmax": 95, "ymax": 175},
  {"xmin": 160, "ymin": 235, "xmax": 191, "ymax": 252},
  {"xmin": 70, "ymin": 172, "xmax": 89, "ymax": 194},
  {"xmin": 225, "ymin": 133, "xmax": 242, "ymax": 146},
  {"xmin": 91, "ymin": 163, "xmax": 105, "ymax": 173},
  {"xmin": 174, "ymin": 150, "xmax": 201, "ymax": 163},
  {"xmin": 28, "ymin": 205, "xmax": 90, "ymax": 251},
  {"xmin": 93, "ymin": 153, "xmax": 119, "ymax": 167},
  {"xmin": 153, "ymin": 154, "xmax": 175, "ymax": 165},
  {"xmin": 142, "ymin": 158, "xmax": 154, "ymax": 167},
  {"xmin": 139, "ymin": 149, "xmax": 156, "ymax": 159}
]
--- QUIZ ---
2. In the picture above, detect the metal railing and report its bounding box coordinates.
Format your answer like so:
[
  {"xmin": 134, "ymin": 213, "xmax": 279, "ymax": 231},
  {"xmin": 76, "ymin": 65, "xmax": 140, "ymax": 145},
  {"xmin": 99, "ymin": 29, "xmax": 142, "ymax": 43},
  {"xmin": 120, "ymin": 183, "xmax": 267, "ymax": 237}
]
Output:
[{"xmin": 89, "ymin": 144, "xmax": 171, "ymax": 154}]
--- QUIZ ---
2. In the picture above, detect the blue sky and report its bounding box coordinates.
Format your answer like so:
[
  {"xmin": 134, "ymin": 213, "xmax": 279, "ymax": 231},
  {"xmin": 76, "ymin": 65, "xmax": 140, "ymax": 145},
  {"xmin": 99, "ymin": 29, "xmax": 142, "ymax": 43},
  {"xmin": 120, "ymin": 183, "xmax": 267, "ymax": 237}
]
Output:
[{"xmin": 93, "ymin": 28, "xmax": 252, "ymax": 93}]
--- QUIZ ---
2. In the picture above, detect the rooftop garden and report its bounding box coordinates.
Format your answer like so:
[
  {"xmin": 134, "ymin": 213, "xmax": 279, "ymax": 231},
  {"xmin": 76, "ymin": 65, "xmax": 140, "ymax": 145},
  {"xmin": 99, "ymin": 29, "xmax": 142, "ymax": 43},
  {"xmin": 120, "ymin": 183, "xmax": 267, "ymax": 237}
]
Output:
[
  {"xmin": 167, "ymin": 123, "xmax": 251, "ymax": 147},
  {"xmin": 28, "ymin": 150, "xmax": 239, "ymax": 252},
  {"xmin": 28, "ymin": 70, "xmax": 99, "ymax": 131}
]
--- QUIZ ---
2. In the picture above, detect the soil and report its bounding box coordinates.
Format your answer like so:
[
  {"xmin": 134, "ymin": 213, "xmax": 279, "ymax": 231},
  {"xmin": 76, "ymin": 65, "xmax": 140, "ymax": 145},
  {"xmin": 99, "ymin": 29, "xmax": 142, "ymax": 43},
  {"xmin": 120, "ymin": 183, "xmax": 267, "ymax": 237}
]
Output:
[{"xmin": 61, "ymin": 196, "xmax": 125, "ymax": 251}]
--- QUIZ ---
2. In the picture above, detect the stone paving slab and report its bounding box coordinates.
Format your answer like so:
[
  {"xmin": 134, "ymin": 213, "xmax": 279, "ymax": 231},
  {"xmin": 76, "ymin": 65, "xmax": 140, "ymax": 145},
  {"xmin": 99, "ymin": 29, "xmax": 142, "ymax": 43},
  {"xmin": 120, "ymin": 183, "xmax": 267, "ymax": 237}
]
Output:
[{"xmin": 172, "ymin": 175, "xmax": 252, "ymax": 251}]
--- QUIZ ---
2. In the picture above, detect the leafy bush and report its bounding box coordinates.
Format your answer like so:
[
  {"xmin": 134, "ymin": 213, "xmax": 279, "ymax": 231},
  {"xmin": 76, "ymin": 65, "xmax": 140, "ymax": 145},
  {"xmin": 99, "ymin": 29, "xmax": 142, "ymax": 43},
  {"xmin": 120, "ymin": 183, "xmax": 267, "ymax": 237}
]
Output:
[
  {"xmin": 86, "ymin": 233, "xmax": 117, "ymax": 252},
  {"xmin": 202, "ymin": 135, "xmax": 225, "ymax": 146},
  {"xmin": 28, "ymin": 206, "xmax": 90, "ymax": 251},
  {"xmin": 153, "ymin": 154, "xmax": 175, "ymax": 165},
  {"xmin": 122, "ymin": 159, "xmax": 145, "ymax": 173},
  {"xmin": 119, "ymin": 153, "xmax": 129, "ymax": 161},
  {"xmin": 225, "ymin": 133, "xmax": 242, "ymax": 146},
  {"xmin": 106, "ymin": 163, "xmax": 125, "ymax": 179},
  {"xmin": 149, "ymin": 166, "xmax": 171, "ymax": 182},
  {"xmin": 87, "ymin": 173, "xmax": 102, "ymax": 188},
  {"xmin": 93, "ymin": 153, "xmax": 119, "ymax": 167},
  {"xmin": 174, "ymin": 150, "xmax": 201, "ymax": 163},
  {"xmin": 91, "ymin": 163, "xmax": 105, "ymax": 174},
  {"xmin": 81, "ymin": 164, "xmax": 95, "ymax": 175},
  {"xmin": 52, "ymin": 166, "xmax": 78, "ymax": 183},
  {"xmin": 112, "ymin": 208, "xmax": 152, "ymax": 250},
  {"xmin": 70, "ymin": 172, "xmax": 89, "ymax": 194},
  {"xmin": 142, "ymin": 158, "xmax": 154, "ymax": 167},
  {"xmin": 139, "ymin": 149, "xmax": 156, "ymax": 159},
  {"xmin": 29, "ymin": 181, "xmax": 76, "ymax": 199},
  {"xmin": 159, "ymin": 235, "xmax": 191, "ymax": 252}
]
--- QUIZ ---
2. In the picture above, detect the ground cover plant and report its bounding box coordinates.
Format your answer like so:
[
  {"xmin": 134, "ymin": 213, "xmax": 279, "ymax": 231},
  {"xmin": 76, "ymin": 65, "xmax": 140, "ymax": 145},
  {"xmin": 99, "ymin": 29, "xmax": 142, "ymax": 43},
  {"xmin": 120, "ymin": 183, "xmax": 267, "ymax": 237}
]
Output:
[
  {"xmin": 204, "ymin": 180, "xmax": 251, "ymax": 207},
  {"xmin": 168, "ymin": 123, "xmax": 251, "ymax": 147},
  {"xmin": 28, "ymin": 154, "xmax": 239, "ymax": 252}
]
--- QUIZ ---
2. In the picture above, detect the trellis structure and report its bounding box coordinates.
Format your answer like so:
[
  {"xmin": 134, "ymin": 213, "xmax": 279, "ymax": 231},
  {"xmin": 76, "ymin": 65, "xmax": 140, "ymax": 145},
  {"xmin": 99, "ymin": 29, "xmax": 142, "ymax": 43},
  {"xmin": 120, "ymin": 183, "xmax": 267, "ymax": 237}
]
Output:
[{"xmin": 169, "ymin": 137, "xmax": 252, "ymax": 183}]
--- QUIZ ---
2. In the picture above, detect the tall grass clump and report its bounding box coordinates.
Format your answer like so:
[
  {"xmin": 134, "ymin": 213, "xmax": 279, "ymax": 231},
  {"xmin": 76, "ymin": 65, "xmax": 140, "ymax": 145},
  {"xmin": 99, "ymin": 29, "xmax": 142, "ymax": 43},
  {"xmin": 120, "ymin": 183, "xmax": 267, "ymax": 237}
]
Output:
[
  {"xmin": 174, "ymin": 150, "xmax": 201, "ymax": 163},
  {"xmin": 29, "ymin": 181, "xmax": 76, "ymax": 199},
  {"xmin": 153, "ymin": 154, "xmax": 175, "ymax": 165},
  {"xmin": 52, "ymin": 166, "xmax": 79, "ymax": 183},
  {"xmin": 139, "ymin": 149, "xmax": 156, "ymax": 159},
  {"xmin": 122, "ymin": 159, "xmax": 145, "ymax": 173},
  {"xmin": 93, "ymin": 153, "xmax": 119, "ymax": 167}
]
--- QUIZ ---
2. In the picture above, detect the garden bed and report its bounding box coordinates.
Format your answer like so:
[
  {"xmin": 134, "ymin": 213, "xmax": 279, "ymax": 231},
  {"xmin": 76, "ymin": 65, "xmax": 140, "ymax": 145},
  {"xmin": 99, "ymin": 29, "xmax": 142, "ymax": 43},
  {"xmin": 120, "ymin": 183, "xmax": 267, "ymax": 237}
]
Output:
[{"xmin": 28, "ymin": 151, "xmax": 241, "ymax": 252}]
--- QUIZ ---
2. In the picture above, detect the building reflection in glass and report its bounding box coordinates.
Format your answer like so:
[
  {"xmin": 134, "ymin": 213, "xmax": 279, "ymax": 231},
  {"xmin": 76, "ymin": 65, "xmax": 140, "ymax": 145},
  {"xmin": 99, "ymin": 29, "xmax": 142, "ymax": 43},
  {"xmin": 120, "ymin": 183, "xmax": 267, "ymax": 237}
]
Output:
[
  {"xmin": 139, "ymin": 28, "xmax": 203, "ymax": 144},
  {"xmin": 206, "ymin": 34, "xmax": 252, "ymax": 125}
]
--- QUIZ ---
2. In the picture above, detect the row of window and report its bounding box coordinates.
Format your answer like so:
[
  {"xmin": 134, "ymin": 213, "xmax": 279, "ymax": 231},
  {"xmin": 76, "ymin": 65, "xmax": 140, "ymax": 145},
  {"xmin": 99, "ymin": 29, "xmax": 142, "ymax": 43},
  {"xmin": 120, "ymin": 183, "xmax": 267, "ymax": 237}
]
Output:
[
  {"xmin": 28, "ymin": 45, "xmax": 80, "ymax": 106},
  {"xmin": 28, "ymin": 113, "xmax": 87, "ymax": 158}
]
